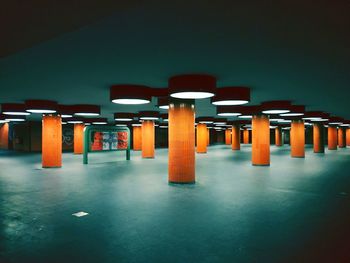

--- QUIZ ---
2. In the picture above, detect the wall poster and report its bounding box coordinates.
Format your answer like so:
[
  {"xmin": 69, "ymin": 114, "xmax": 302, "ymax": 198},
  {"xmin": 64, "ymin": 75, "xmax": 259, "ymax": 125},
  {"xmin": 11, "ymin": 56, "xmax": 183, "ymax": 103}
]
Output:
[{"xmin": 90, "ymin": 131, "xmax": 128, "ymax": 151}]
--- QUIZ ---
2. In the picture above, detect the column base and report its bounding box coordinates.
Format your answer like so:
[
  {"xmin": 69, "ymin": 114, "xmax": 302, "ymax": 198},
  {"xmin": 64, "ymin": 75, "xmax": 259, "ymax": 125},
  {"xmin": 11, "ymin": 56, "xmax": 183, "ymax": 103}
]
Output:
[
  {"xmin": 252, "ymin": 164, "xmax": 270, "ymax": 167},
  {"xmin": 291, "ymin": 156, "xmax": 305, "ymax": 158},
  {"xmin": 42, "ymin": 166, "xmax": 62, "ymax": 169},
  {"xmin": 168, "ymin": 181, "xmax": 195, "ymax": 185}
]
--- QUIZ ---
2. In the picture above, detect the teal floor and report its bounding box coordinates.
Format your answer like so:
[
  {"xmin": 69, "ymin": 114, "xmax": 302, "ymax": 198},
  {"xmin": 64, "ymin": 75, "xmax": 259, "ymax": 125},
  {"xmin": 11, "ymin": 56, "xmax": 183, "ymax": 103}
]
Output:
[{"xmin": 0, "ymin": 144, "xmax": 349, "ymax": 262}]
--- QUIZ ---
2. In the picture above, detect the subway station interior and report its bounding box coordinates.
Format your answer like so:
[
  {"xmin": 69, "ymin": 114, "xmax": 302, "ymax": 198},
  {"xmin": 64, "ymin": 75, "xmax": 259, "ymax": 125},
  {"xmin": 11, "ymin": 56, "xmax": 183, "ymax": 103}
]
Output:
[{"xmin": 1, "ymin": 1, "xmax": 350, "ymax": 263}]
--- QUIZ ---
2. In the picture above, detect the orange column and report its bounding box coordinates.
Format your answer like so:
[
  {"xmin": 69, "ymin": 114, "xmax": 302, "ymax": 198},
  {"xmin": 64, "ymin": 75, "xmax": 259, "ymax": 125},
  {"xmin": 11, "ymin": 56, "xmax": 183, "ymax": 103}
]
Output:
[
  {"xmin": 42, "ymin": 115, "xmax": 62, "ymax": 168},
  {"xmin": 243, "ymin": 129, "xmax": 250, "ymax": 144},
  {"xmin": 313, "ymin": 123, "xmax": 325, "ymax": 153},
  {"xmin": 207, "ymin": 128, "xmax": 210, "ymax": 146},
  {"xmin": 168, "ymin": 99, "xmax": 195, "ymax": 184},
  {"xmin": 0, "ymin": 123, "xmax": 9, "ymax": 149},
  {"xmin": 196, "ymin": 123, "xmax": 207, "ymax": 153},
  {"xmin": 291, "ymin": 119, "xmax": 305, "ymax": 158},
  {"xmin": 74, "ymin": 123, "xmax": 85, "ymax": 154},
  {"xmin": 338, "ymin": 127, "xmax": 346, "ymax": 148},
  {"xmin": 328, "ymin": 126, "xmax": 337, "ymax": 150},
  {"xmin": 252, "ymin": 115, "xmax": 270, "ymax": 166},
  {"xmin": 347, "ymin": 128, "xmax": 350, "ymax": 147},
  {"xmin": 225, "ymin": 129, "xmax": 231, "ymax": 145},
  {"xmin": 231, "ymin": 124, "xmax": 240, "ymax": 150},
  {"xmin": 275, "ymin": 127, "xmax": 282, "ymax": 146},
  {"xmin": 133, "ymin": 126, "xmax": 142, "ymax": 151},
  {"xmin": 142, "ymin": 120, "xmax": 155, "ymax": 158}
]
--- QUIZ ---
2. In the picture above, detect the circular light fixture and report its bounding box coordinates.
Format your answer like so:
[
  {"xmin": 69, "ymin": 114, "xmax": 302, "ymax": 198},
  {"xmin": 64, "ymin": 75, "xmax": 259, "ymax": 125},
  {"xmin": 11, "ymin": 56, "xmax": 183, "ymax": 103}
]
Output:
[
  {"xmin": 213, "ymin": 118, "xmax": 227, "ymax": 125},
  {"xmin": 196, "ymin": 117, "xmax": 214, "ymax": 124},
  {"xmin": 25, "ymin": 100, "xmax": 58, "ymax": 114},
  {"xmin": 5, "ymin": 114, "xmax": 26, "ymax": 122},
  {"xmin": 88, "ymin": 118, "xmax": 108, "ymax": 125},
  {"xmin": 328, "ymin": 117, "xmax": 344, "ymax": 125},
  {"xmin": 216, "ymin": 106, "xmax": 242, "ymax": 117},
  {"xmin": 67, "ymin": 117, "xmax": 84, "ymax": 124},
  {"xmin": 280, "ymin": 105, "xmax": 305, "ymax": 117},
  {"xmin": 270, "ymin": 118, "xmax": 284, "ymax": 122},
  {"xmin": 236, "ymin": 105, "xmax": 261, "ymax": 118},
  {"xmin": 139, "ymin": 111, "xmax": 159, "ymax": 120},
  {"xmin": 261, "ymin": 101, "xmax": 291, "ymax": 114},
  {"xmin": 110, "ymin": 84, "xmax": 152, "ymax": 104},
  {"xmin": 238, "ymin": 115, "xmax": 252, "ymax": 119},
  {"xmin": 1, "ymin": 103, "xmax": 31, "ymax": 116},
  {"xmin": 114, "ymin": 112, "xmax": 135, "ymax": 121},
  {"xmin": 211, "ymin": 86, "xmax": 250, "ymax": 105},
  {"xmin": 157, "ymin": 97, "xmax": 169, "ymax": 110},
  {"xmin": 73, "ymin": 104, "xmax": 100, "ymax": 116},
  {"xmin": 58, "ymin": 105, "xmax": 75, "ymax": 118},
  {"xmin": 340, "ymin": 122, "xmax": 350, "ymax": 127},
  {"xmin": 302, "ymin": 111, "xmax": 329, "ymax": 121},
  {"xmin": 131, "ymin": 122, "xmax": 142, "ymax": 127},
  {"xmin": 160, "ymin": 113, "xmax": 168, "ymax": 122},
  {"xmin": 278, "ymin": 119, "xmax": 291, "ymax": 123},
  {"xmin": 169, "ymin": 74, "xmax": 216, "ymax": 99},
  {"xmin": 0, "ymin": 114, "xmax": 10, "ymax": 123}
]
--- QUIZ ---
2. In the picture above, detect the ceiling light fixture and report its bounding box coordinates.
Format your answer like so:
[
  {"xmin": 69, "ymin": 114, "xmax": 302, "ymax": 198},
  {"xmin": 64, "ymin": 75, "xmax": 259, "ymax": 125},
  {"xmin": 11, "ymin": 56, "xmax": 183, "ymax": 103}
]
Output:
[
  {"xmin": 110, "ymin": 84, "xmax": 152, "ymax": 104},
  {"xmin": 114, "ymin": 112, "xmax": 135, "ymax": 121},
  {"xmin": 1, "ymin": 103, "xmax": 31, "ymax": 116},
  {"xmin": 261, "ymin": 101, "xmax": 291, "ymax": 114},
  {"xmin": 25, "ymin": 100, "xmax": 58, "ymax": 114},
  {"xmin": 169, "ymin": 74, "xmax": 216, "ymax": 99},
  {"xmin": 73, "ymin": 105, "xmax": 100, "ymax": 116},
  {"xmin": 211, "ymin": 86, "xmax": 250, "ymax": 105},
  {"xmin": 139, "ymin": 111, "xmax": 159, "ymax": 120}
]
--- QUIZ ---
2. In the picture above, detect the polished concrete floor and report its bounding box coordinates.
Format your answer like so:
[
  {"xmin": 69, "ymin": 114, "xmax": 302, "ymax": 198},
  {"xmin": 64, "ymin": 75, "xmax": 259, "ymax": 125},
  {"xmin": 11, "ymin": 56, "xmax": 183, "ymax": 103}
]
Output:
[{"xmin": 0, "ymin": 144, "xmax": 349, "ymax": 263}]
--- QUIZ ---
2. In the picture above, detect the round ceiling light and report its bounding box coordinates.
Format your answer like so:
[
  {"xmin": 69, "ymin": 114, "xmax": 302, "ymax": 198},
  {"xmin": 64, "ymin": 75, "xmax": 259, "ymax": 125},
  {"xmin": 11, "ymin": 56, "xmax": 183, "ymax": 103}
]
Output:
[
  {"xmin": 196, "ymin": 117, "xmax": 214, "ymax": 124},
  {"xmin": 328, "ymin": 117, "xmax": 344, "ymax": 125},
  {"xmin": 340, "ymin": 121, "xmax": 350, "ymax": 127},
  {"xmin": 211, "ymin": 86, "xmax": 250, "ymax": 105},
  {"xmin": 261, "ymin": 101, "xmax": 291, "ymax": 114},
  {"xmin": 114, "ymin": 112, "xmax": 135, "ymax": 121},
  {"xmin": 0, "ymin": 114, "xmax": 10, "ymax": 123},
  {"xmin": 5, "ymin": 114, "xmax": 26, "ymax": 122},
  {"xmin": 67, "ymin": 117, "xmax": 85, "ymax": 124},
  {"xmin": 280, "ymin": 105, "xmax": 305, "ymax": 117},
  {"xmin": 157, "ymin": 97, "xmax": 169, "ymax": 110},
  {"xmin": 58, "ymin": 105, "xmax": 75, "ymax": 118},
  {"xmin": 25, "ymin": 100, "xmax": 58, "ymax": 114},
  {"xmin": 160, "ymin": 113, "xmax": 168, "ymax": 122},
  {"xmin": 213, "ymin": 118, "xmax": 227, "ymax": 125},
  {"xmin": 89, "ymin": 118, "xmax": 108, "ymax": 125},
  {"xmin": 237, "ymin": 105, "xmax": 261, "ymax": 119},
  {"xmin": 1, "ymin": 103, "xmax": 31, "ymax": 116},
  {"xmin": 302, "ymin": 111, "xmax": 329, "ymax": 121},
  {"xmin": 110, "ymin": 84, "xmax": 152, "ymax": 104},
  {"xmin": 169, "ymin": 74, "xmax": 216, "ymax": 99},
  {"xmin": 73, "ymin": 105, "xmax": 100, "ymax": 116},
  {"xmin": 139, "ymin": 111, "xmax": 159, "ymax": 121},
  {"xmin": 216, "ymin": 106, "xmax": 242, "ymax": 116}
]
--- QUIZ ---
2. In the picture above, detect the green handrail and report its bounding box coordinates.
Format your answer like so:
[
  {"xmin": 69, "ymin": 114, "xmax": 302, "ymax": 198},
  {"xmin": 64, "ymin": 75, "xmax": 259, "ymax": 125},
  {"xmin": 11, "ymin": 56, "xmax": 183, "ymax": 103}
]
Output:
[{"xmin": 83, "ymin": 125, "xmax": 130, "ymax": 164}]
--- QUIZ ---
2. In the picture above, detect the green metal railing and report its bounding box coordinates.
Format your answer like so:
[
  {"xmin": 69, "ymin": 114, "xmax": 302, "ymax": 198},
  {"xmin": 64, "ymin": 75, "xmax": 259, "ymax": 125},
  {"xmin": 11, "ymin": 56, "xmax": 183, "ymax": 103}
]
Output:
[{"xmin": 83, "ymin": 125, "xmax": 130, "ymax": 164}]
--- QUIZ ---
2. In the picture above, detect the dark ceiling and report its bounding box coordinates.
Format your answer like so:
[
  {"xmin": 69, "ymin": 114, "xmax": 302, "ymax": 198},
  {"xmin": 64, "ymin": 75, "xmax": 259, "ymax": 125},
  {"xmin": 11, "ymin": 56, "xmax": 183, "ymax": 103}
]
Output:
[{"xmin": 0, "ymin": 0, "xmax": 349, "ymax": 120}]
